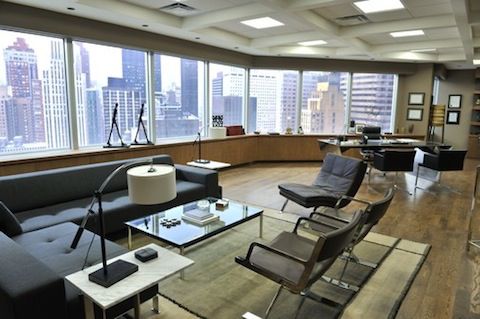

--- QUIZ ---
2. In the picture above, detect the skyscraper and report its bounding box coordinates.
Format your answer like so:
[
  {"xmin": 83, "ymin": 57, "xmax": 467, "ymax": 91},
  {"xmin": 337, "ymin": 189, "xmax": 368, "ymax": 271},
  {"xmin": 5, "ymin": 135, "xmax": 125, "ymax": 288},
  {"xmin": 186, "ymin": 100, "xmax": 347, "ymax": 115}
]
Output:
[
  {"xmin": 122, "ymin": 49, "xmax": 146, "ymax": 101},
  {"xmin": 301, "ymin": 82, "xmax": 345, "ymax": 133},
  {"xmin": 181, "ymin": 59, "xmax": 198, "ymax": 116},
  {"xmin": 277, "ymin": 72, "xmax": 298, "ymax": 132},
  {"xmin": 42, "ymin": 40, "xmax": 70, "ymax": 148},
  {"xmin": 77, "ymin": 43, "xmax": 91, "ymax": 88},
  {"xmin": 250, "ymin": 70, "xmax": 277, "ymax": 132},
  {"xmin": 102, "ymin": 77, "xmax": 141, "ymax": 142},
  {"xmin": 4, "ymin": 37, "xmax": 45, "ymax": 143},
  {"xmin": 86, "ymin": 89, "xmax": 103, "ymax": 144}
]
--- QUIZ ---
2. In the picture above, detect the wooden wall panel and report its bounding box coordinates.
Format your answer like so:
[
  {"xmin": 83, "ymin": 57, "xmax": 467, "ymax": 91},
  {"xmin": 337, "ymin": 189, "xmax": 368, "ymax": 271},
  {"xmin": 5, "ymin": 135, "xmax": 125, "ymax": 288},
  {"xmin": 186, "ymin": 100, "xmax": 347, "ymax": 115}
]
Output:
[{"xmin": 0, "ymin": 134, "xmax": 424, "ymax": 176}]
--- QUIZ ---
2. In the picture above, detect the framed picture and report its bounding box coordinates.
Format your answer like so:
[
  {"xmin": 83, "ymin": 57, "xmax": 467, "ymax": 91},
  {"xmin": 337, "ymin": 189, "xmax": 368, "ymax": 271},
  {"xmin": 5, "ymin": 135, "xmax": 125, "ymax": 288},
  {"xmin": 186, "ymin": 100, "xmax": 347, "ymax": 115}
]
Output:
[
  {"xmin": 406, "ymin": 108, "xmax": 423, "ymax": 121},
  {"xmin": 448, "ymin": 94, "xmax": 462, "ymax": 109},
  {"xmin": 446, "ymin": 110, "xmax": 460, "ymax": 124},
  {"xmin": 408, "ymin": 92, "xmax": 425, "ymax": 105},
  {"xmin": 355, "ymin": 123, "xmax": 365, "ymax": 134}
]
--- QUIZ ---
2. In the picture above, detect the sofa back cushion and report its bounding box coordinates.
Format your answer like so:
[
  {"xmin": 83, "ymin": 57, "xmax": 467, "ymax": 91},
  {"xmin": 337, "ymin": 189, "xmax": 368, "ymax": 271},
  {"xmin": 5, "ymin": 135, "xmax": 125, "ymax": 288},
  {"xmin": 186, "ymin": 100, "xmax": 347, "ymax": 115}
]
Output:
[
  {"xmin": 0, "ymin": 201, "xmax": 22, "ymax": 236},
  {"xmin": 0, "ymin": 155, "xmax": 173, "ymax": 213}
]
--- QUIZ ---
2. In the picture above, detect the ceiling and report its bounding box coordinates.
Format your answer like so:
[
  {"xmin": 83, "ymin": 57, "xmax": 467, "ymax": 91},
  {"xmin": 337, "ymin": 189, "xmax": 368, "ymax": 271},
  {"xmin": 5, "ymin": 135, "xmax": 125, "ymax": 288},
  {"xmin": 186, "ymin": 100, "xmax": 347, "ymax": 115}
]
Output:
[{"xmin": 5, "ymin": 0, "xmax": 480, "ymax": 69}]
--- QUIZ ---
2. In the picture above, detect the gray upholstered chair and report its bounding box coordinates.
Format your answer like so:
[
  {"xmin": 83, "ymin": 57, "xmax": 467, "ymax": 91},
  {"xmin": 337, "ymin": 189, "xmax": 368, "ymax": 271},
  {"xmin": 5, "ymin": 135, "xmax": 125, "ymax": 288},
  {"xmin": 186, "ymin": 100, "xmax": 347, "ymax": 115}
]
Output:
[
  {"xmin": 309, "ymin": 187, "xmax": 395, "ymax": 285},
  {"xmin": 278, "ymin": 153, "xmax": 367, "ymax": 212},
  {"xmin": 235, "ymin": 211, "xmax": 363, "ymax": 318}
]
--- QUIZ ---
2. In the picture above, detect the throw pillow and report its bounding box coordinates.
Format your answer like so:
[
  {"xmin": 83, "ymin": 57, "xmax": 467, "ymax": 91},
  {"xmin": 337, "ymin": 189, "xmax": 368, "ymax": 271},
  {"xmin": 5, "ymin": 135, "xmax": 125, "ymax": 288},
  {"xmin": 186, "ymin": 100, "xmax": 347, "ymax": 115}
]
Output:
[{"xmin": 0, "ymin": 201, "xmax": 22, "ymax": 236}]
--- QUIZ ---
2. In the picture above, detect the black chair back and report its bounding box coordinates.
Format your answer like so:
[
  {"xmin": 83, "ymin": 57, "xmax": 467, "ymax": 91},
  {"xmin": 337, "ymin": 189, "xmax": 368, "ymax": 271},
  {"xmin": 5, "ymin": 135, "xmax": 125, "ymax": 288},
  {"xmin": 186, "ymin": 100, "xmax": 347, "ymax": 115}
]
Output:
[
  {"xmin": 362, "ymin": 126, "xmax": 381, "ymax": 140},
  {"xmin": 436, "ymin": 149, "xmax": 467, "ymax": 171},
  {"xmin": 374, "ymin": 149, "xmax": 416, "ymax": 172},
  {"xmin": 356, "ymin": 188, "xmax": 395, "ymax": 244},
  {"xmin": 317, "ymin": 210, "xmax": 363, "ymax": 261}
]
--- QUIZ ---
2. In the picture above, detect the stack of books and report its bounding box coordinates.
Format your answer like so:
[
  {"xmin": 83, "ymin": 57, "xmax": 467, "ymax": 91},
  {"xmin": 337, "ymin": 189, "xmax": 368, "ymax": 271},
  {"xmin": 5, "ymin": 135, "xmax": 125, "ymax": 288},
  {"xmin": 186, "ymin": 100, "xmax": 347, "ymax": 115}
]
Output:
[{"xmin": 182, "ymin": 208, "xmax": 219, "ymax": 225}]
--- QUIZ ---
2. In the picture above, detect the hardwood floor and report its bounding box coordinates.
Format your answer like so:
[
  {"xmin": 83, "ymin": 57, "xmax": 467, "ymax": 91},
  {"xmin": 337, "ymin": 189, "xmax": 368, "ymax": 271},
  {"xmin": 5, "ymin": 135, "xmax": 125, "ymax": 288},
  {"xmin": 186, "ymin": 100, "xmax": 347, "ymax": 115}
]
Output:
[{"xmin": 219, "ymin": 159, "xmax": 480, "ymax": 318}]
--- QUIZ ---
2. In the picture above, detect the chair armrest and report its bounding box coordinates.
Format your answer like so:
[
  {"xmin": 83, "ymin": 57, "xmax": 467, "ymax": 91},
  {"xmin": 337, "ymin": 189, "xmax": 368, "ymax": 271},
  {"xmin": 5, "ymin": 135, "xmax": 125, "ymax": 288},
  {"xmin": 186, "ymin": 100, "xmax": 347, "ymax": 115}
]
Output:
[
  {"xmin": 245, "ymin": 242, "xmax": 308, "ymax": 264},
  {"xmin": 0, "ymin": 232, "xmax": 66, "ymax": 319},
  {"xmin": 334, "ymin": 195, "xmax": 372, "ymax": 209},
  {"xmin": 293, "ymin": 217, "xmax": 340, "ymax": 234},
  {"xmin": 310, "ymin": 211, "xmax": 351, "ymax": 224},
  {"xmin": 175, "ymin": 164, "xmax": 221, "ymax": 197}
]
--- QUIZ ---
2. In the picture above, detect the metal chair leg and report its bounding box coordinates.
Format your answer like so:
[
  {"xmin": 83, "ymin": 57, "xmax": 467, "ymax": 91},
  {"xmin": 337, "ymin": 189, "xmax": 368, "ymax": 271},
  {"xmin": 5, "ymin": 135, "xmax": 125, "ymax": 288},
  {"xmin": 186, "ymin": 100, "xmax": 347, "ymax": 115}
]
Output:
[
  {"xmin": 415, "ymin": 164, "xmax": 421, "ymax": 189},
  {"xmin": 280, "ymin": 199, "xmax": 288, "ymax": 212},
  {"xmin": 265, "ymin": 285, "xmax": 283, "ymax": 319}
]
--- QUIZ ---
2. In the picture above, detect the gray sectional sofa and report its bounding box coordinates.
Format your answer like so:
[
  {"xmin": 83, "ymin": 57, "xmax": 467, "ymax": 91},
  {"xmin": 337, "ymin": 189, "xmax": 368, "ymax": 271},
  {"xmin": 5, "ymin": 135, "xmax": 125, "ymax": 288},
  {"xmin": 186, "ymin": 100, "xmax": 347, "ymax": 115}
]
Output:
[{"xmin": 0, "ymin": 154, "xmax": 222, "ymax": 319}]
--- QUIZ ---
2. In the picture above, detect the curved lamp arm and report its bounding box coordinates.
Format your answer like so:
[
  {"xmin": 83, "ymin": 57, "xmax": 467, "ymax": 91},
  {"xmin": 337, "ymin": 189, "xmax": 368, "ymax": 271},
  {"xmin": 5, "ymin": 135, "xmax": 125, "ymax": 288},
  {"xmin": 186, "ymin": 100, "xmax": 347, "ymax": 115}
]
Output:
[{"xmin": 71, "ymin": 158, "xmax": 157, "ymax": 249}]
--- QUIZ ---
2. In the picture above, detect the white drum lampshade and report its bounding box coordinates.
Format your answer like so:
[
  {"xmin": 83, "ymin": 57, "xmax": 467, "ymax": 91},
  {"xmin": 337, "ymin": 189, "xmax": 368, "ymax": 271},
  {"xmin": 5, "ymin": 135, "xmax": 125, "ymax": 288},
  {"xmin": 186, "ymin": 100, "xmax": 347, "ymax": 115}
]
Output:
[{"xmin": 127, "ymin": 164, "xmax": 176, "ymax": 205}]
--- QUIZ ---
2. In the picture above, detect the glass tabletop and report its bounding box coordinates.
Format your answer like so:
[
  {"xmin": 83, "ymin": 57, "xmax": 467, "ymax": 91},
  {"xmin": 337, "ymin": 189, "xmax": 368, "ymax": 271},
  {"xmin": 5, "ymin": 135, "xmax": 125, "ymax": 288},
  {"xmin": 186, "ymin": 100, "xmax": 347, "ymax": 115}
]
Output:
[{"xmin": 125, "ymin": 198, "xmax": 263, "ymax": 248}]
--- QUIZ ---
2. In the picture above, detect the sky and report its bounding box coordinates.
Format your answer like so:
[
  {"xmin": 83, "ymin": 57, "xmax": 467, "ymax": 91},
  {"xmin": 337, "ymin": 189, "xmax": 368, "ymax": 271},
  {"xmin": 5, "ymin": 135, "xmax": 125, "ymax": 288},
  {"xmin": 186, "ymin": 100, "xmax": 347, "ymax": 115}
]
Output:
[{"xmin": 0, "ymin": 29, "xmax": 182, "ymax": 89}]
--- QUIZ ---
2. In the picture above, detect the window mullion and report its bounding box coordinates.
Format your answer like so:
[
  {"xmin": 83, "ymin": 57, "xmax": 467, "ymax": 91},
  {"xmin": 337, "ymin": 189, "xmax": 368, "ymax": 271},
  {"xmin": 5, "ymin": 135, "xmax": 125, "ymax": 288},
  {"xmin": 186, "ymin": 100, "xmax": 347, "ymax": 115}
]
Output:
[{"xmin": 65, "ymin": 38, "xmax": 79, "ymax": 150}]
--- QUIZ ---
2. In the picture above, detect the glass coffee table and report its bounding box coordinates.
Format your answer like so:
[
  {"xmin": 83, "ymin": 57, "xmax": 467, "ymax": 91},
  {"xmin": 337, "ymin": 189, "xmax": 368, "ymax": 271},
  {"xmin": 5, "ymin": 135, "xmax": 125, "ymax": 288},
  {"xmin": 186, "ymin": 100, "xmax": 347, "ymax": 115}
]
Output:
[{"xmin": 125, "ymin": 198, "xmax": 263, "ymax": 256}]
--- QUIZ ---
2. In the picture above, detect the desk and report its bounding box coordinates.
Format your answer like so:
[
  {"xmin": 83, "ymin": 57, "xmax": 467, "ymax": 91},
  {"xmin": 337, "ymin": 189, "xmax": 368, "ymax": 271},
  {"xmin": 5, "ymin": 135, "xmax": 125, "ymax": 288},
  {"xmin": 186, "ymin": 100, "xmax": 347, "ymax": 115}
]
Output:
[
  {"xmin": 65, "ymin": 244, "xmax": 194, "ymax": 319},
  {"xmin": 318, "ymin": 138, "xmax": 440, "ymax": 154}
]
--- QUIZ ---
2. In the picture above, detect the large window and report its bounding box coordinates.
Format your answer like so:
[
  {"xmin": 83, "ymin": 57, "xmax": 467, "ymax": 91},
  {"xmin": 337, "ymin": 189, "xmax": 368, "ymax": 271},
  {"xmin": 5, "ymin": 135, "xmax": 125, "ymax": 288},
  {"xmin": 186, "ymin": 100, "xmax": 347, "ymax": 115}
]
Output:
[
  {"xmin": 0, "ymin": 30, "xmax": 69, "ymax": 154},
  {"xmin": 350, "ymin": 73, "xmax": 396, "ymax": 132},
  {"xmin": 209, "ymin": 63, "xmax": 245, "ymax": 130},
  {"xmin": 301, "ymin": 71, "xmax": 348, "ymax": 134},
  {"xmin": 249, "ymin": 69, "xmax": 299, "ymax": 133},
  {"xmin": 154, "ymin": 54, "xmax": 204, "ymax": 139},
  {"xmin": 73, "ymin": 42, "xmax": 148, "ymax": 147}
]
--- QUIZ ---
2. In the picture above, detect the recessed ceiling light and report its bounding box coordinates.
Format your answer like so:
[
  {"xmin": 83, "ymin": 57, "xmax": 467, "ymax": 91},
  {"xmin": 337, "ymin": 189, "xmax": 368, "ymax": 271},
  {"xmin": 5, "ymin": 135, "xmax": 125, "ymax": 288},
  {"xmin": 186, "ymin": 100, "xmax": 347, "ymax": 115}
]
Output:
[
  {"xmin": 298, "ymin": 40, "xmax": 327, "ymax": 46},
  {"xmin": 474, "ymin": 60, "xmax": 480, "ymax": 65},
  {"xmin": 390, "ymin": 30, "xmax": 424, "ymax": 38},
  {"xmin": 354, "ymin": 0, "xmax": 404, "ymax": 14},
  {"xmin": 241, "ymin": 17, "xmax": 284, "ymax": 29},
  {"xmin": 67, "ymin": 7, "xmax": 75, "ymax": 10},
  {"xmin": 410, "ymin": 48, "xmax": 436, "ymax": 53}
]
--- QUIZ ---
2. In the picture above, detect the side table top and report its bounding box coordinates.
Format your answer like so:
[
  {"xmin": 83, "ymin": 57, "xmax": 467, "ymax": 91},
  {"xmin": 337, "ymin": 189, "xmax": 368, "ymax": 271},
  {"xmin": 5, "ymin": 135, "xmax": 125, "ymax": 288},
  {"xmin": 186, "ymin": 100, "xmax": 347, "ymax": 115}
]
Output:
[
  {"xmin": 65, "ymin": 243, "xmax": 193, "ymax": 309},
  {"xmin": 186, "ymin": 160, "xmax": 231, "ymax": 170}
]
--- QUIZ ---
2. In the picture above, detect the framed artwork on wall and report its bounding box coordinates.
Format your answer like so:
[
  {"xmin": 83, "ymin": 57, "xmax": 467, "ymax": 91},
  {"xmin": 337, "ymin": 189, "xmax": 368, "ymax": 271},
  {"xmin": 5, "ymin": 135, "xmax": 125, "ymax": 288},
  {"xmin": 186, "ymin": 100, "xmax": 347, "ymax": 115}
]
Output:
[
  {"xmin": 406, "ymin": 108, "xmax": 423, "ymax": 121},
  {"xmin": 446, "ymin": 110, "xmax": 460, "ymax": 124},
  {"xmin": 355, "ymin": 123, "xmax": 365, "ymax": 134},
  {"xmin": 408, "ymin": 92, "xmax": 425, "ymax": 105},
  {"xmin": 448, "ymin": 94, "xmax": 462, "ymax": 109}
]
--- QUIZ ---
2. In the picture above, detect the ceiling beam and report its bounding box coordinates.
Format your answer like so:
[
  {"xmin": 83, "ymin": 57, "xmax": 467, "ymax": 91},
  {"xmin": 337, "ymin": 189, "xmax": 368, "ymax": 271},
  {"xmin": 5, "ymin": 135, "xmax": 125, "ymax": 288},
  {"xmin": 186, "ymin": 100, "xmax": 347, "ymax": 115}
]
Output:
[
  {"xmin": 250, "ymin": 30, "xmax": 330, "ymax": 48},
  {"xmin": 286, "ymin": 0, "xmax": 351, "ymax": 11},
  {"xmin": 340, "ymin": 15, "xmax": 456, "ymax": 37},
  {"xmin": 78, "ymin": 0, "xmax": 181, "ymax": 27},
  {"xmin": 449, "ymin": 0, "xmax": 473, "ymax": 62},
  {"xmin": 182, "ymin": 3, "xmax": 272, "ymax": 31},
  {"xmin": 372, "ymin": 39, "xmax": 463, "ymax": 53},
  {"xmin": 269, "ymin": 45, "xmax": 336, "ymax": 56}
]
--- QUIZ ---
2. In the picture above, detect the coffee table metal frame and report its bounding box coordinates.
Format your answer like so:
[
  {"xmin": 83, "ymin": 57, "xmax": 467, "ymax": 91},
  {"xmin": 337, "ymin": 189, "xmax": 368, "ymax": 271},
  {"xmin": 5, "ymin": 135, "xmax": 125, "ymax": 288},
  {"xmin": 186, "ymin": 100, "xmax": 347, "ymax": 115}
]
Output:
[{"xmin": 126, "ymin": 198, "xmax": 263, "ymax": 257}]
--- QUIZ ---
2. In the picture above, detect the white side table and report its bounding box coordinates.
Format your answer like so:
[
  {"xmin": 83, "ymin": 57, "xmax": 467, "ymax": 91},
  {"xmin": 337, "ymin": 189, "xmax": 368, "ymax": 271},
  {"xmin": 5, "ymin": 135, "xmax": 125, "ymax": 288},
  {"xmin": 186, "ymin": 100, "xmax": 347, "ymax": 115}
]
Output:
[
  {"xmin": 187, "ymin": 160, "xmax": 231, "ymax": 170},
  {"xmin": 65, "ymin": 243, "xmax": 194, "ymax": 319}
]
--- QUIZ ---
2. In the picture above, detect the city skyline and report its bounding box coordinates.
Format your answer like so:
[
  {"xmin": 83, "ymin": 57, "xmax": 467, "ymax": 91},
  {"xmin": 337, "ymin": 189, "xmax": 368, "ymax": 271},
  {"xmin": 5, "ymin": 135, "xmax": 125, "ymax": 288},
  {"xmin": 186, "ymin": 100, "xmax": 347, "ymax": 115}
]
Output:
[{"xmin": 0, "ymin": 29, "xmax": 396, "ymax": 155}]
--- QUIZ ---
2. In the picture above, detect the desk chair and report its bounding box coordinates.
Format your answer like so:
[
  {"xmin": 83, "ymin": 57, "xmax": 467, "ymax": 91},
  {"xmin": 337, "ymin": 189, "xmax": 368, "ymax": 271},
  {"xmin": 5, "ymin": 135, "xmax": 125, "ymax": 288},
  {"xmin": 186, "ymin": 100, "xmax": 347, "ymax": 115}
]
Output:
[
  {"xmin": 370, "ymin": 149, "xmax": 416, "ymax": 195},
  {"xmin": 279, "ymin": 153, "xmax": 367, "ymax": 212},
  {"xmin": 414, "ymin": 149, "xmax": 467, "ymax": 193},
  {"xmin": 235, "ymin": 211, "xmax": 363, "ymax": 319}
]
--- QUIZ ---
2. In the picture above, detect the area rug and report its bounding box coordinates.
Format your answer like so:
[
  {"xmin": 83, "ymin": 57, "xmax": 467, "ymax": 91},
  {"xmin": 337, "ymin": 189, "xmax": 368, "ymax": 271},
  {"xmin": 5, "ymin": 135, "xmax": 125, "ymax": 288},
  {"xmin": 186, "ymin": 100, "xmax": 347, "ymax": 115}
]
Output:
[{"xmin": 157, "ymin": 212, "xmax": 431, "ymax": 319}]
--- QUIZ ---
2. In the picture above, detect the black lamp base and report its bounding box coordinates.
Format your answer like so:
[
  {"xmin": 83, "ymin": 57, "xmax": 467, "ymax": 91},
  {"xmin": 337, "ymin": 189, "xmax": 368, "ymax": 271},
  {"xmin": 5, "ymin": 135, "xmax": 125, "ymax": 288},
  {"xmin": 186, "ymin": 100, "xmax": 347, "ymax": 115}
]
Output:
[
  {"xmin": 89, "ymin": 259, "xmax": 138, "ymax": 288},
  {"xmin": 194, "ymin": 159, "xmax": 210, "ymax": 164}
]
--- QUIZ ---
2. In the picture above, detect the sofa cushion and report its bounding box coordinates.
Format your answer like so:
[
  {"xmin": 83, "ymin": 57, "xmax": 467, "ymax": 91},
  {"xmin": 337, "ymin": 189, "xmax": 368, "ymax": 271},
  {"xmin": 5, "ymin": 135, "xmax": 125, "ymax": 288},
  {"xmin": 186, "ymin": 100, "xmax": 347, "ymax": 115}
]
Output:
[
  {"xmin": 17, "ymin": 180, "xmax": 207, "ymax": 234},
  {"xmin": 0, "ymin": 155, "xmax": 174, "ymax": 213},
  {"xmin": 0, "ymin": 201, "xmax": 22, "ymax": 236},
  {"xmin": 16, "ymin": 197, "xmax": 92, "ymax": 233},
  {"xmin": 13, "ymin": 222, "xmax": 127, "ymax": 277}
]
